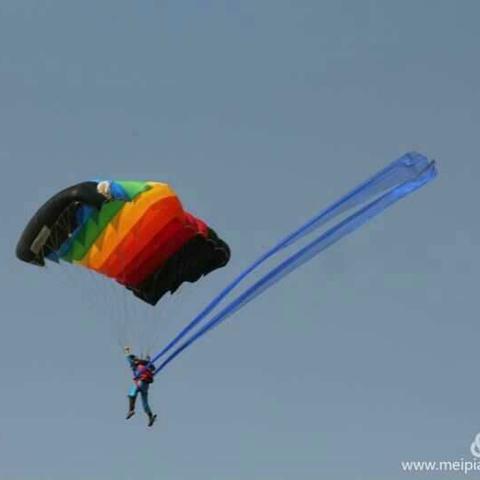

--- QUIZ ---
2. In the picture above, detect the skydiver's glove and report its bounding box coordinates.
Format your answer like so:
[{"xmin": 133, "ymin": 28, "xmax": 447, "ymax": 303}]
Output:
[{"xmin": 123, "ymin": 346, "xmax": 131, "ymax": 355}]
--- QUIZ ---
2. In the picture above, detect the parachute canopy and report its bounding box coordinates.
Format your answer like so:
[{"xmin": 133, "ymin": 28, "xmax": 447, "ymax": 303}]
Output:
[{"xmin": 16, "ymin": 180, "xmax": 230, "ymax": 305}]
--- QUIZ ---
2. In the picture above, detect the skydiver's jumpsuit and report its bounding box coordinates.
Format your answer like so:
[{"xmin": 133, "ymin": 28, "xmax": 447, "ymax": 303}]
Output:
[{"xmin": 127, "ymin": 355, "xmax": 154, "ymax": 416}]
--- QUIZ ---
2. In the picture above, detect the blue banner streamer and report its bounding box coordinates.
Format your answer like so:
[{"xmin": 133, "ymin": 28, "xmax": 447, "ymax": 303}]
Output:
[{"xmin": 151, "ymin": 152, "xmax": 437, "ymax": 374}]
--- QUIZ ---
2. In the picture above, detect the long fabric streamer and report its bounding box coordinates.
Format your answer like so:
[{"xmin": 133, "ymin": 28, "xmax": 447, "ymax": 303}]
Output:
[{"xmin": 152, "ymin": 152, "xmax": 437, "ymax": 375}]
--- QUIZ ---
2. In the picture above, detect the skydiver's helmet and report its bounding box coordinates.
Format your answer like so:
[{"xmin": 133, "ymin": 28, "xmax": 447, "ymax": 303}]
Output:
[{"xmin": 97, "ymin": 180, "xmax": 112, "ymax": 199}]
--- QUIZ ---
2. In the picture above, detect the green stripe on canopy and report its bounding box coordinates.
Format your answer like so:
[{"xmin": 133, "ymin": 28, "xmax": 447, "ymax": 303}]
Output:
[
  {"xmin": 115, "ymin": 180, "xmax": 150, "ymax": 200},
  {"xmin": 61, "ymin": 201, "xmax": 125, "ymax": 262}
]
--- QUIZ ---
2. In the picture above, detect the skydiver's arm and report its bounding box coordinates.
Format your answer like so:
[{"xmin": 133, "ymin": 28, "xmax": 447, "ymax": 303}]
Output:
[
  {"xmin": 127, "ymin": 355, "xmax": 137, "ymax": 371},
  {"xmin": 124, "ymin": 346, "xmax": 137, "ymax": 371}
]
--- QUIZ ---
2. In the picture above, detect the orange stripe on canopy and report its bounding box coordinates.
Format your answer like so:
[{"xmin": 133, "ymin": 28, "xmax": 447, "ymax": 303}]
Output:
[
  {"xmin": 97, "ymin": 196, "xmax": 185, "ymax": 280},
  {"xmin": 79, "ymin": 182, "xmax": 177, "ymax": 271}
]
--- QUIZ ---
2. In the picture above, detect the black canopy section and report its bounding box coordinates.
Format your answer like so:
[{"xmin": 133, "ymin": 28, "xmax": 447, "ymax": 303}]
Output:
[{"xmin": 16, "ymin": 182, "xmax": 106, "ymax": 266}]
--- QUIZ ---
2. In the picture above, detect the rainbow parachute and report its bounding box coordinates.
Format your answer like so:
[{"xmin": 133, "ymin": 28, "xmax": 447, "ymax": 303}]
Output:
[{"xmin": 16, "ymin": 180, "xmax": 230, "ymax": 305}]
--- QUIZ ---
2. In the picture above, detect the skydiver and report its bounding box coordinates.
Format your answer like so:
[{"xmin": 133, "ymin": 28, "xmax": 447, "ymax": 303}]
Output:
[{"xmin": 124, "ymin": 346, "xmax": 157, "ymax": 427}]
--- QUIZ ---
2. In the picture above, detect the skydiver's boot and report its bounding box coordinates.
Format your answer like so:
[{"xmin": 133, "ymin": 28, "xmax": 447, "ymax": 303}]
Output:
[
  {"xmin": 147, "ymin": 413, "xmax": 157, "ymax": 427},
  {"xmin": 126, "ymin": 397, "xmax": 136, "ymax": 420}
]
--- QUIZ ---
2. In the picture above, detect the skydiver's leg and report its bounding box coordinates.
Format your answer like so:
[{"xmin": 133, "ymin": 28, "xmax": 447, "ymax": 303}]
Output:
[
  {"xmin": 139, "ymin": 384, "xmax": 156, "ymax": 427},
  {"xmin": 139, "ymin": 384, "xmax": 152, "ymax": 416},
  {"xmin": 126, "ymin": 385, "xmax": 138, "ymax": 419}
]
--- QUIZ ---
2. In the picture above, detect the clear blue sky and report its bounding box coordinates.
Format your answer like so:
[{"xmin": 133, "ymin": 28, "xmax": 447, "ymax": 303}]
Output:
[{"xmin": 1, "ymin": 1, "xmax": 478, "ymax": 479}]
